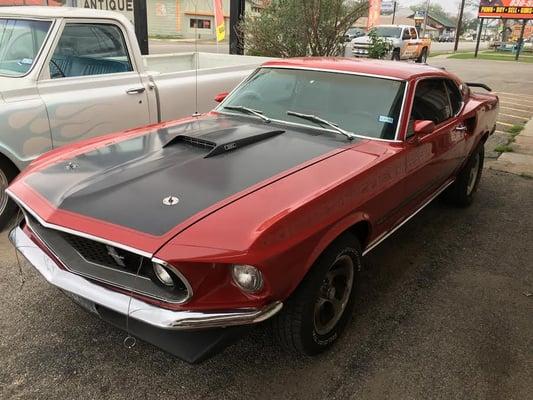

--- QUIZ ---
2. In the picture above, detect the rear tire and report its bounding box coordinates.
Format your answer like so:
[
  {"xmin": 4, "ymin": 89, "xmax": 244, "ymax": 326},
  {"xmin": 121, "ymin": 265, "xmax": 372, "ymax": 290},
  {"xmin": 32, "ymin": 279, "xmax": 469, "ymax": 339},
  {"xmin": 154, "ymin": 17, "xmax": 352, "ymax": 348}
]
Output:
[
  {"xmin": 443, "ymin": 144, "xmax": 484, "ymax": 207},
  {"xmin": 273, "ymin": 233, "xmax": 362, "ymax": 355}
]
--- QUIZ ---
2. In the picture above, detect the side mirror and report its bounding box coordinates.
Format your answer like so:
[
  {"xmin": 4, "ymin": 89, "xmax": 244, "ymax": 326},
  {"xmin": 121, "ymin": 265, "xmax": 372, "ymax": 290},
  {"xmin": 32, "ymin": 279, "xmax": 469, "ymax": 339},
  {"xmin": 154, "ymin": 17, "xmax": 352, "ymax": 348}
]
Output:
[
  {"xmin": 413, "ymin": 120, "xmax": 435, "ymax": 136},
  {"xmin": 214, "ymin": 92, "xmax": 228, "ymax": 103}
]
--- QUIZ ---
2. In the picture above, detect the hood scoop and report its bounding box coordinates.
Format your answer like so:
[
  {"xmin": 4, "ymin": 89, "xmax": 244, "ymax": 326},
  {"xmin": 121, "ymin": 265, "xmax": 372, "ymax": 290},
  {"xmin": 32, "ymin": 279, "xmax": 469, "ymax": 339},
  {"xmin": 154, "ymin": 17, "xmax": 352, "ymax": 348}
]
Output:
[{"xmin": 164, "ymin": 125, "xmax": 285, "ymax": 158}]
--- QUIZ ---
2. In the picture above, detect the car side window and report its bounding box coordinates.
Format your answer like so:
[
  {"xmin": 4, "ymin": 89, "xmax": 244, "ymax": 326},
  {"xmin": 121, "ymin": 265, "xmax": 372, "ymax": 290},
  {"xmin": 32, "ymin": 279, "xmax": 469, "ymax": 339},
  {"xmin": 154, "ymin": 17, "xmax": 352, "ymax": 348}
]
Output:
[
  {"xmin": 410, "ymin": 28, "xmax": 417, "ymax": 39},
  {"xmin": 402, "ymin": 29, "xmax": 411, "ymax": 40},
  {"xmin": 445, "ymin": 79, "xmax": 463, "ymax": 116},
  {"xmin": 49, "ymin": 23, "xmax": 133, "ymax": 79},
  {"xmin": 410, "ymin": 79, "xmax": 452, "ymax": 127}
]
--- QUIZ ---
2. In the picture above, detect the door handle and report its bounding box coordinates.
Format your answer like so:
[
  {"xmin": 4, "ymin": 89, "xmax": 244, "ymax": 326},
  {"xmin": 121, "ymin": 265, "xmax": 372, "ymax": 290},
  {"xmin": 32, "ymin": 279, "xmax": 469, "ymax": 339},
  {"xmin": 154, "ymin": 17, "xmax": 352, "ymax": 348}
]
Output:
[
  {"xmin": 126, "ymin": 87, "xmax": 146, "ymax": 95},
  {"xmin": 455, "ymin": 125, "xmax": 468, "ymax": 132}
]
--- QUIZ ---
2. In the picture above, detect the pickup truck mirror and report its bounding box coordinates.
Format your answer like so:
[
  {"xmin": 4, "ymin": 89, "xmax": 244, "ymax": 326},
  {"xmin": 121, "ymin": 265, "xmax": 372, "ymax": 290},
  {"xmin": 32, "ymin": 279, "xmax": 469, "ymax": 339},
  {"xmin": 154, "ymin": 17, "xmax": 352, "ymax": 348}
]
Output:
[
  {"xmin": 214, "ymin": 92, "xmax": 229, "ymax": 103},
  {"xmin": 413, "ymin": 120, "xmax": 435, "ymax": 136}
]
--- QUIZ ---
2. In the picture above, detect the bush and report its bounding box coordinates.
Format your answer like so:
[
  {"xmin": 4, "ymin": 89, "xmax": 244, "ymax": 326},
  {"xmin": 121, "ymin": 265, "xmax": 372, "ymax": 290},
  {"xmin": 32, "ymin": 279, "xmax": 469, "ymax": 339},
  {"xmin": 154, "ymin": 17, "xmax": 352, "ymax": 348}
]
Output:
[{"xmin": 367, "ymin": 28, "xmax": 392, "ymax": 59}]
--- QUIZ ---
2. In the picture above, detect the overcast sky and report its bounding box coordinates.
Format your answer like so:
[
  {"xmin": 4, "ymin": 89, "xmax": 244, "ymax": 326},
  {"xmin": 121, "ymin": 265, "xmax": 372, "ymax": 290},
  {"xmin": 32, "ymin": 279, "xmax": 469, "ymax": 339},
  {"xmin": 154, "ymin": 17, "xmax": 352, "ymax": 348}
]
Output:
[{"xmin": 397, "ymin": 0, "xmax": 476, "ymax": 15}]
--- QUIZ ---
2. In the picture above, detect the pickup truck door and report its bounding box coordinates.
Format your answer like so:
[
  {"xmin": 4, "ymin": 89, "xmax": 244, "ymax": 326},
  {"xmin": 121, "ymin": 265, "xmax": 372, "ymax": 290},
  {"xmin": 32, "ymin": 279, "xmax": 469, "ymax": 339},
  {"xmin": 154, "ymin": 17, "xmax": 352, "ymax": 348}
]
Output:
[
  {"xmin": 401, "ymin": 78, "xmax": 467, "ymax": 210},
  {"xmin": 37, "ymin": 21, "xmax": 152, "ymax": 148},
  {"xmin": 402, "ymin": 28, "xmax": 420, "ymax": 59}
]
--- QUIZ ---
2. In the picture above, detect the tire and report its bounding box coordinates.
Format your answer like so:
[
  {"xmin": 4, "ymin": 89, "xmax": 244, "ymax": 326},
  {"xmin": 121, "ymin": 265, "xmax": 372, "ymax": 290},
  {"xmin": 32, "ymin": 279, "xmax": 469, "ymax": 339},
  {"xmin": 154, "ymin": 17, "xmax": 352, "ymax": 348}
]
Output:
[
  {"xmin": 391, "ymin": 49, "xmax": 401, "ymax": 61},
  {"xmin": 417, "ymin": 48, "xmax": 428, "ymax": 63},
  {"xmin": 273, "ymin": 233, "xmax": 362, "ymax": 356},
  {"xmin": 0, "ymin": 158, "xmax": 19, "ymax": 230},
  {"xmin": 442, "ymin": 144, "xmax": 484, "ymax": 207}
]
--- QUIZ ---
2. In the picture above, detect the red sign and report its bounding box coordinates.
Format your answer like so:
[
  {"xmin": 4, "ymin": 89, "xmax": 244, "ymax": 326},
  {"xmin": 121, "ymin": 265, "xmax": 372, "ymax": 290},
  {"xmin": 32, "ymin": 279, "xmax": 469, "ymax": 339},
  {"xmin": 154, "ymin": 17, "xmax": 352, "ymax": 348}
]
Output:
[
  {"xmin": 479, "ymin": 0, "xmax": 533, "ymax": 19},
  {"xmin": 367, "ymin": 0, "xmax": 382, "ymax": 30}
]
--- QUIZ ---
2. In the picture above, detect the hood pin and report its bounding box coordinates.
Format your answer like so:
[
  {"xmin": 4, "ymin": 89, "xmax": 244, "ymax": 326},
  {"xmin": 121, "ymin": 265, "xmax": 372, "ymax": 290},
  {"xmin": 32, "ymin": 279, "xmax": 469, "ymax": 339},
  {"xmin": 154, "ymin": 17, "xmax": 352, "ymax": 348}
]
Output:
[
  {"xmin": 162, "ymin": 196, "xmax": 179, "ymax": 206},
  {"xmin": 65, "ymin": 161, "xmax": 78, "ymax": 170}
]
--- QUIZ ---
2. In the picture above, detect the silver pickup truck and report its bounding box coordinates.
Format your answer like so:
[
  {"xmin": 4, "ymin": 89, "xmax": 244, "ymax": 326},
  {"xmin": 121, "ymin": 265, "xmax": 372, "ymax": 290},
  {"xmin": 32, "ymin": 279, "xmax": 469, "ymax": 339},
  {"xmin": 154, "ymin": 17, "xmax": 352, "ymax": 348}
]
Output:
[{"xmin": 0, "ymin": 7, "xmax": 268, "ymax": 226}]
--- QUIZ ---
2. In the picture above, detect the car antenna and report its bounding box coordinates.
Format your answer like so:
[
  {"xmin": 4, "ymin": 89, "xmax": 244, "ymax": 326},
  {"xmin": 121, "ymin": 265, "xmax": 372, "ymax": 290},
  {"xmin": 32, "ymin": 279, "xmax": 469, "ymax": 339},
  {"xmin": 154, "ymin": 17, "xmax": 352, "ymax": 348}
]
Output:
[{"xmin": 192, "ymin": 0, "xmax": 200, "ymax": 117}]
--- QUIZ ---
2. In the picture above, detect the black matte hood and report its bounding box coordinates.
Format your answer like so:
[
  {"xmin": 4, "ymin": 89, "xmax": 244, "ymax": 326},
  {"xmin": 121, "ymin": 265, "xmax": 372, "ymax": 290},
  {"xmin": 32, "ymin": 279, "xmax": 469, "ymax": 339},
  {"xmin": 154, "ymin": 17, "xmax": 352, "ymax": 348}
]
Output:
[{"xmin": 24, "ymin": 114, "xmax": 352, "ymax": 236}]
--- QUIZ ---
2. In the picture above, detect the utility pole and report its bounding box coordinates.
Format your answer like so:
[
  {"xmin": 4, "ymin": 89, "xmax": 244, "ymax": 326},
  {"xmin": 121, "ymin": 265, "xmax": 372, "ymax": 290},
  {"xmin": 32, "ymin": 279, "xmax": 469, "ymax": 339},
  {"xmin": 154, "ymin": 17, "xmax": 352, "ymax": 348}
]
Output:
[
  {"xmin": 230, "ymin": 0, "xmax": 245, "ymax": 55},
  {"xmin": 422, "ymin": 0, "xmax": 430, "ymax": 37},
  {"xmin": 454, "ymin": 0, "xmax": 466, "ymax": 52},
  {"xmin": 515, "ymin": 19, "xmax": 527, "ymax": 61},
  {"xmin": 474, "ymin": 18, "xmax": 484, "ymax": 58},
  {"xmin": 133, "ymin": 0, "xmax": 149, "ymax": 55},
  {"xmin": 392, "ymin": 1, "xmax": 397, "ymax": 25}
]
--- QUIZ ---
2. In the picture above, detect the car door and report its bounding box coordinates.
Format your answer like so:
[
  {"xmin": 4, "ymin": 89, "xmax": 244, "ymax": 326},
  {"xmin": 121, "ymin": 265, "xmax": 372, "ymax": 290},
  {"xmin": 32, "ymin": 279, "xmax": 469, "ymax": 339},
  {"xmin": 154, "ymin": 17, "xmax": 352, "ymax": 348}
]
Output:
[
  {"xmin": 401, "ymin": 78, "xmax": 465, "ymax": 209},
  {"xmin": 402, "ymin": 28, "xmax": 419, "ymax": 59},
  {"xmin": 37, "ymin": 20, "xmax": 151, "ymax": 148}
]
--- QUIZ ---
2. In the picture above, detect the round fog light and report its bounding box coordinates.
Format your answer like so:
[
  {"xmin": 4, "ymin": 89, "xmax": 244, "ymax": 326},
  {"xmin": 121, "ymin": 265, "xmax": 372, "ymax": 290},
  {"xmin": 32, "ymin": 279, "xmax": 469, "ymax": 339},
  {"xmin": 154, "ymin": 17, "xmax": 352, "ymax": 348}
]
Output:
[
  {"xmin": 153, "ymin": 263, "xmax": 175, "ymax": 287},
  {"xmin": 232, "ymin": 264, "xmax": 263, "ymax": 293}
]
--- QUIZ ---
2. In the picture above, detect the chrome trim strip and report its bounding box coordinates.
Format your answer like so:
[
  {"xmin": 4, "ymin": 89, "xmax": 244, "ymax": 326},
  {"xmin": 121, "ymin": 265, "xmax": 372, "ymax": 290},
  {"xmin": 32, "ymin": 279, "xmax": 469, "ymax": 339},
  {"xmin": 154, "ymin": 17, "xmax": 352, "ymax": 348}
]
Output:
[
  {"xmin": 6, "ymin": 189, "xmax": 153, "ymax": 258},
  {"xmin": 9, "ymin": 226, "xmax": 282, "ymax": 330},
  {"xmin": 362, "ymin": 179, "xmax": 455, "ymax": 256},
  {"xmin": 151, "ymin": 257, "xmax": 194, "ymax": 304}
]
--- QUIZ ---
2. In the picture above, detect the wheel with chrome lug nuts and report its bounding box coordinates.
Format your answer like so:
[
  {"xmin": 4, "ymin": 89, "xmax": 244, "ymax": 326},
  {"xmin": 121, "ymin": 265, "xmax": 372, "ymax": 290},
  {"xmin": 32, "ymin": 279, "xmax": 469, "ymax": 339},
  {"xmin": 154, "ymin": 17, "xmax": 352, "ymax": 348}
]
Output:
[
  {"xmin": 443, "ymin": 143, "xmax": 484, "ymax": 207},
  {"xmin": 273, "ymin": 233, "xmax": 362, "ymax": 355}
]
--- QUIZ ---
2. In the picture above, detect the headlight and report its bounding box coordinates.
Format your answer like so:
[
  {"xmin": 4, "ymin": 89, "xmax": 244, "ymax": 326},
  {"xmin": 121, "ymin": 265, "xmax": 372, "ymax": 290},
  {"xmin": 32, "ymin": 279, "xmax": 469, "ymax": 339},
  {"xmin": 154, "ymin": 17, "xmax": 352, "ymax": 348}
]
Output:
[
  {"xmin": 231, "ymin": 264, "xmax": 263, "ymax": 293},
  {"xmin": 153, "ymin": 262, "xmax": 175, "ymax": 287}
]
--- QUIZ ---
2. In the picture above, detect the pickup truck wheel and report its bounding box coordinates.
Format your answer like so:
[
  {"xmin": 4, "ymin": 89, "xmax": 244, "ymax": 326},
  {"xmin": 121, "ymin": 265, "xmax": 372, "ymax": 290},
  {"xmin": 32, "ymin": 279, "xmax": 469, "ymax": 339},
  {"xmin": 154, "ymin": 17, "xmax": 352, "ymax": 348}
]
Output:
[
  {"xmin": 417, "ymin": 48, "xmax": 428, "ymax": 63},
  {"xmin": 0, "ymin": 158, "xmax": 18, "ymax": 229},
  {"xmin": 273, "ymin": 233, "xmax": 362, "ymax": 355},
  {"xmin": 391, "ymin": 49, "xmax": 401, "ymax": 61},
  {"xmin": 443, "ymin": 144, "xmax": 484, "ymax": 207}
]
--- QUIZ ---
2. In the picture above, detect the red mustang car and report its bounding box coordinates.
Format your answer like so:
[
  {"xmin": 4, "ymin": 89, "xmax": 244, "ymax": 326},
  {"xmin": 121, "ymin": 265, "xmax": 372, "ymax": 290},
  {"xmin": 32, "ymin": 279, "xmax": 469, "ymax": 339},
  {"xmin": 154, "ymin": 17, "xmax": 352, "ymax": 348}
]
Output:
[{"xmin": 8, "ymin": 58, "xmax": 498, "ymax": 363}]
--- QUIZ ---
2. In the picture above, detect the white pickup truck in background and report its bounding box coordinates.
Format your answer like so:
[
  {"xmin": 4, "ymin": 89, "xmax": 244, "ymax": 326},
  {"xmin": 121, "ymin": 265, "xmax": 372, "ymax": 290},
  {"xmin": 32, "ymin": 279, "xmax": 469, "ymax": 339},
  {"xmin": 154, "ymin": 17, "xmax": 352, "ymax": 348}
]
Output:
[{"xmin": 0, "ymin": 6, "xmax": 268, "ymax": 226}]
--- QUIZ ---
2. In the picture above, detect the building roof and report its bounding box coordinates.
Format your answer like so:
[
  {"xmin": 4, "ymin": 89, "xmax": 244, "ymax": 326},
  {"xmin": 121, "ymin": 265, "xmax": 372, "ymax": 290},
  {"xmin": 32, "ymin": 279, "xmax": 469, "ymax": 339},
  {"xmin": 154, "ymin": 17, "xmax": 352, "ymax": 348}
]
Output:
[
  {"xmin": 262, "ymin": 58, "xmax": 449, "ymax": 81},
  {"xmin": 0, "ymin": 6, "xmax": 131, "ymax": 25}
]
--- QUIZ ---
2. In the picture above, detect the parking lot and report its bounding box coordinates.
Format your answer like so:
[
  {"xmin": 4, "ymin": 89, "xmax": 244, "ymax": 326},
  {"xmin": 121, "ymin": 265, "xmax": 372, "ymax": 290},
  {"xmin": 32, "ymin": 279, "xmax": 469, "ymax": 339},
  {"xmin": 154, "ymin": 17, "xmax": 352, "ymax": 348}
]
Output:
[{"xmin": 1, "ymin": 57, "xmax": 532, "ymax": 400}]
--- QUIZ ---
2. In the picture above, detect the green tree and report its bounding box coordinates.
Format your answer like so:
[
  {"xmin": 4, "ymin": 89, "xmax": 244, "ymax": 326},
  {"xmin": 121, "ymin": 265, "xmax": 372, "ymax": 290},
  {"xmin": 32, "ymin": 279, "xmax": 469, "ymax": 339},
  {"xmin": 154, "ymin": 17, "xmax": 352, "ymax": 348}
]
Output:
[
  {"xmin": 239, "ymin": 0, "xmax": 369, "ymax": 57},
  {"xmin": 367, "ymin": 28, "xmax": 392, "ymax": 59},
  {"xmin": 410, "ymin": 2, "xmax": 456, "ymax": 24}
]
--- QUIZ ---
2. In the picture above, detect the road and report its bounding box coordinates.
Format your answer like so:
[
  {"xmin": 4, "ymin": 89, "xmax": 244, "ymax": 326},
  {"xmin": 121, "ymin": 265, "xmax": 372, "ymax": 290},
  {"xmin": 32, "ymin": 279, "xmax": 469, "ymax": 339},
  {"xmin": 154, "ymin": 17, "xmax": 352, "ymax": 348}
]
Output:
[
  {"xmin": 1, "ymin": 58, "xmax": 532, "ymax": 400},
  {"xmin": 148, "ymin": 39, "xmax": 489, "ymax": 55}
]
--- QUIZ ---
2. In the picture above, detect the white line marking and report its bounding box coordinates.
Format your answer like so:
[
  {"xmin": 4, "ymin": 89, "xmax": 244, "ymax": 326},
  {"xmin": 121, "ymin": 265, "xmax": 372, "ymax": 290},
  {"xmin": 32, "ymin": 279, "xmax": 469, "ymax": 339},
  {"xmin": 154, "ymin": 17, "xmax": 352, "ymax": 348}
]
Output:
[
  {"xmin": 500, "ymin": 106, "xmax": 532, "ymax": 113},
  {"xmin": 500, "ymin": 99, "xmax": 533, "ymax": 107},
  {"xmin": 499, "ymin": 113, "xmax": 528, "ymax": 120},
  {"xmin": 496, "ymin": 92, "xmax": 533, "ymax": 100},
  {"xmin": 496, "ymin": 121, "xmax": 515, "ymax": 127},
  {"xmin": 494, "ymin": 130, "xmax": 508, "ymax": 135}
]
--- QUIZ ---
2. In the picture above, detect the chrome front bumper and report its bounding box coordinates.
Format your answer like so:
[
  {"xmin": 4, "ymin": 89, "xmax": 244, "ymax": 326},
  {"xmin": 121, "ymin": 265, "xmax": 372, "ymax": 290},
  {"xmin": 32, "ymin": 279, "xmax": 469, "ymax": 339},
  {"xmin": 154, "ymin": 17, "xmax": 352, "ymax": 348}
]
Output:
[{"xmin": 10, "ymin": 226, "xmax": 282, "ymax": 331}]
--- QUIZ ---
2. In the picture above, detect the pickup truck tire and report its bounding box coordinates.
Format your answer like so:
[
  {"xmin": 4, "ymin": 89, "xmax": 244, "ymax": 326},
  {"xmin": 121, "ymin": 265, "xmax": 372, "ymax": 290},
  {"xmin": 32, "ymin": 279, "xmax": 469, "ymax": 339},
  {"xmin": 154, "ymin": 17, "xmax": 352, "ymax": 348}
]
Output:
[
  {"xmin": 273, "ymin": 233, "xmax": 362, "ymax": 356},
  {"xmin": 417, "ymin": 48, "xmax": 428, "ymax": 63},
  {"xmin": 443, "ymin": 144, "xmax": 484, "ymax": 207},
  {"xmin": 0, "ymin": 158, "xmax": 18, "ymax": 229},
  {"xmin": 391, "ymin": 49, "xmax": 401, "ymax": 61}
]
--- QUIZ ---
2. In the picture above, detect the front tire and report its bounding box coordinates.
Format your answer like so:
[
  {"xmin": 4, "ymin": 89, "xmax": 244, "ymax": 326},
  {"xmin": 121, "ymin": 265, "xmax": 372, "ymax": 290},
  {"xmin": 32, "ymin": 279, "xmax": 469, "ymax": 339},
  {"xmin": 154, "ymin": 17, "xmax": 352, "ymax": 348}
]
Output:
[
  {"xmin": 273, "ymin": 233, "xmax": 362, "ymax": 355},
  {"xmin": 417, "ymin": 48, "xmax": 428, "ymax": 63},
  {"xmin": 0, "ymin": 158, "xmax": 18, "ymax": 230},
  {"xmin": 443, "ymin": 144, "xmax": 484, "ymax": 207},
  {"xmin": 391, "ymin": 49, "xmax": 401, "ymax": 61}
]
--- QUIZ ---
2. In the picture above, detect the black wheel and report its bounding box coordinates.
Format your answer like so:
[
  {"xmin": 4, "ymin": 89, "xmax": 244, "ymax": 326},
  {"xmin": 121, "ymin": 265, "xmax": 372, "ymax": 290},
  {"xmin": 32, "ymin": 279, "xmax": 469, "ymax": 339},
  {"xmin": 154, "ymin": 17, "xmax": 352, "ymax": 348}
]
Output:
[
  {"xmin": 391, "ymin": 49, "xmax": 401, "ymax": 61},
  {"xmin": 0, "ymin": 158, "xmax": 19, "ymax": 230},
  {"xmin": 273, "ymin": 233, "xmax": 362, "ymax": 355},
  {"xmin": 443, "ymin": 144, "xmax": 484, "ymax": 207},
  {"xmin": 417, "ymin": 48, "xmax": 428, "ymax": 63}
]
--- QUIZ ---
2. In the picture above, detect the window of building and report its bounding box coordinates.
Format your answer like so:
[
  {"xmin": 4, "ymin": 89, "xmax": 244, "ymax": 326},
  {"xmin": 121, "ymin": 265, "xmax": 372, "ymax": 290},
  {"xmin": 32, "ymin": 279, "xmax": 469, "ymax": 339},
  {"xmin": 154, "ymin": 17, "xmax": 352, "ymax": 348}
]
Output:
[{"xmin": 190, "ymin": 19, "xmax": 211, "ymax": 29}]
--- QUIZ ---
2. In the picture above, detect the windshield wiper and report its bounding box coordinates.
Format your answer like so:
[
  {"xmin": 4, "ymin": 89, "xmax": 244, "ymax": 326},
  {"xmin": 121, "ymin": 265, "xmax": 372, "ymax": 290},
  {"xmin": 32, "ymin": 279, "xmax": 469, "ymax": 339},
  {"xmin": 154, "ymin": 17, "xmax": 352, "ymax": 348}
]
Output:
[
  {"xmin": 287, "ymin": 111, "xmax": 356, "ymax": 140},
  {"xmin": 223, "ymin": 105, "xmax": 271, "ymax": 123}
]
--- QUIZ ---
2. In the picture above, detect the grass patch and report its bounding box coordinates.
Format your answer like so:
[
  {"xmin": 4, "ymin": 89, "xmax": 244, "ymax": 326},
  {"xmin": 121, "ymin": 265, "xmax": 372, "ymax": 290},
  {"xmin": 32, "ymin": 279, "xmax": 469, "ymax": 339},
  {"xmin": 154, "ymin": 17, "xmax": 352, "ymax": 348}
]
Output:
[
  {"xmin": 149, "ymin": 34, "xmax": 183, "ymax": 40},
  {"xmin": 448, "ymin": 51, "xmax": 533, "ymax": 63},
  {"xmin": 507, "ymin": 124, "xmax": 525, "ymax": 137},
  {"xmin": 494, "ymin": 144, "xmax": 514, "ymax": 153}
]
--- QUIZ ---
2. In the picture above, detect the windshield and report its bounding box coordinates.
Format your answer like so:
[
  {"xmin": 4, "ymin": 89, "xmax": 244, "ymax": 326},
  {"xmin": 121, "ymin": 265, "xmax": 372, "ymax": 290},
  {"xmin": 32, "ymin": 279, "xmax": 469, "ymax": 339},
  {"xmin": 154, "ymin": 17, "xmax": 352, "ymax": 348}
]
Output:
[
  {"xmin": 0, "ymin": 18, "xmax": 52, "ymax": 77},
  {"xmin": 374, "ymin": 26, "xmax": 402, "ymax": 38},
  {"xmin": 220, "ymin": 68, "xmax": 406, "ymax": 140}
]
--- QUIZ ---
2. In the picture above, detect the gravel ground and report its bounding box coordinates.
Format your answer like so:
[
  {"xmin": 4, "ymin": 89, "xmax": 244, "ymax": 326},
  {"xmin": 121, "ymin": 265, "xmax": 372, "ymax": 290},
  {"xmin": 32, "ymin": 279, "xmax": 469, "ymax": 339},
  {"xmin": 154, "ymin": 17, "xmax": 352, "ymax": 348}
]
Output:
[{"xmin": 1, "ymin": 169, "xmax": 532, "ymax": 400}]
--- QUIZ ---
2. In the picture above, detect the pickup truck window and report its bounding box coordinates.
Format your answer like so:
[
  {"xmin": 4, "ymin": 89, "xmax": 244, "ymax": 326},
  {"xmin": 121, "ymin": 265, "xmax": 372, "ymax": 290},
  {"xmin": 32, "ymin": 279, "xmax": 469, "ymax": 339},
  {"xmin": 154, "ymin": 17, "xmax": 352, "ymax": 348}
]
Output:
[
  {"xmin": 402, "ymin": 29, "xmax": 411, "ymax": 40},
  {"xmin": 0, "ymin": 18, "xmax": 52, "ymax": 77},
  {"xmin": 411, "ymin": 79, "xmax": 452, "ymax": 125},
  {"xmin": 375, "ymin": 26, "xmax": 402, "ymax": 38},
  {"xmin": 222, "ymin": 68, "xmax": 405, "ymax": 140},
  {"xmin": 409, "ymin": 28, "xmax": 418, "ymax": 39},
  {"xmin": 50, "ymin": 23, "xmax": 133, "ymax": 79}
]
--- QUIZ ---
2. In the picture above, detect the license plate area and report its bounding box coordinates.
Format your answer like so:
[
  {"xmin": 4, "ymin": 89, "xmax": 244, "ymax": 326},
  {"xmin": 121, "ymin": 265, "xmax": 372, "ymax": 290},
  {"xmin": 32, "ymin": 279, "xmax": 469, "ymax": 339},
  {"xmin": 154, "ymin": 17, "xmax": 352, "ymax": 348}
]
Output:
[{"xmin": 62, "ymin": 290, "xmax": 98, "ymax": 315}]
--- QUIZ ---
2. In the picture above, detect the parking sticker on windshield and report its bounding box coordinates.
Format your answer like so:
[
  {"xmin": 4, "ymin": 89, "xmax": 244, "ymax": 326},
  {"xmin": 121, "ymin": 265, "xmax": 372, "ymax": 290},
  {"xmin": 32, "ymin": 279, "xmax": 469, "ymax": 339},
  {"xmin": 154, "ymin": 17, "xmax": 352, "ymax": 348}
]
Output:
[{"xmin": 379, "ymin": 116, "xmax": 394, "ymax": 124}]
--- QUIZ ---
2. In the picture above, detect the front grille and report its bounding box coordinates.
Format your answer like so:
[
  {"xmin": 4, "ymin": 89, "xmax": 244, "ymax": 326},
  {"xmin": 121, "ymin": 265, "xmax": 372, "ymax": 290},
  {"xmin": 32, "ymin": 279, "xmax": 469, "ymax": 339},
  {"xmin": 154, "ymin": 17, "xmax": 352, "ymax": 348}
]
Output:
[
  {"xmin": 62, "ymin": 233, "xmax": 143, "ymax": 274},
  {"xmin": 24, "ymin": 212, "xmax": 190, "ymax": 303}
]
